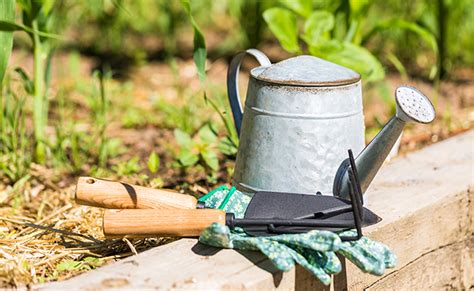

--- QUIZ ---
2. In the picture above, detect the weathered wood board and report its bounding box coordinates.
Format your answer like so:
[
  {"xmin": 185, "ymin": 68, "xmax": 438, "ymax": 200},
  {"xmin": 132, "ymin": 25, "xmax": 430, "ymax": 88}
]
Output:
[{"xmin": 39, "ymin": 131, "xmax": 474, "ymax": 290}]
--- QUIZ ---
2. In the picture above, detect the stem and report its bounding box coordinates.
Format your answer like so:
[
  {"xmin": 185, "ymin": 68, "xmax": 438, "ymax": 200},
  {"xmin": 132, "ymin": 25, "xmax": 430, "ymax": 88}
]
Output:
[
  {"xmin": 98, "ymin": 72, "xmax": 108, "ymax": 168},
  {"xmin": 32, "ymin": 20, "xmax": 47, "ymax": 163},
  {"xmin": 437, "ymin": 0, "xmax": 447, "ymax": 78}
]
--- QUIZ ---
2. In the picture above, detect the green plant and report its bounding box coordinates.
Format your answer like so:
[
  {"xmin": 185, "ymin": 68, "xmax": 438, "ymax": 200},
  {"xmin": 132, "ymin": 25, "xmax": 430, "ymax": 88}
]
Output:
[
  {"xmin": 204, "ymin": 94, "xmax": 239, "ymax": 157},
  {"xmin": 56, "ymin": 257, "xmax": 103, "ymax": 272},
  {"xmin": 183, "ymin": 0, "xmax": 238, "ymax": 158},
  {"xmin": 153, "ymin": 97, "xmax": 204, "ymax": 134},
  {"xmin": 0, "ymin": 79, "xmax": 31, "ymax": 182},
  {"xmin": 174, "ymin": 123, "xmax": 219, "ymax": 172},
  {"xmin": 263, "ymin": 0, "xmax": 438, "ymax": 82},
  {"xmin": 0, "ymin": 0, "xmax": 63, "ymax": 163},
  {"xmin": 89, "ymin": 70, "xmax": 110, "ymax": 168},
  {"xmin": 147, "ymin": 151, "xmax": 160, "ymax": 174},
  {"xmin": 46, "ymin": 68, "xmax": 121, "ymax": 174},
  {"xmin": 112, "ymin": 156, "xmax": 142, "ymax": 176}
]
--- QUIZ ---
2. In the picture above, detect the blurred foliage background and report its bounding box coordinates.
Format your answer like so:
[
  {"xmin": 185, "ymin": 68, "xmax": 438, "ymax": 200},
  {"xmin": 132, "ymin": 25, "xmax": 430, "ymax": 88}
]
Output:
[
  {"xmin": 0, "ymin": 0, "xmax": 473, "ymax": 186},
  {"xmin": 10, "ymin": 0, "xmax": 473, "ymax": 77}
]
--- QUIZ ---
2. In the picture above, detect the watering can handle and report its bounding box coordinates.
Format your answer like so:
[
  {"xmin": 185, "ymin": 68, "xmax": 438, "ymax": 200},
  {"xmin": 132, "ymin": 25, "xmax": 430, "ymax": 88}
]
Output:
[{"xmin": 227, "ymin": 49, "xmax": 271, "ymax": 136}]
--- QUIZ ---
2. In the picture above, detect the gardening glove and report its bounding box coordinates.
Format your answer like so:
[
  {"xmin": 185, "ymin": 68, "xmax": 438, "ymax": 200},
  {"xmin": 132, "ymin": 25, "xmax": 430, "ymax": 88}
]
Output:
[
  {"xmin": 198, "ymin": 186, "xmax": 396, "ymax": 285},
  {"xmin": 199, "ymin": 222, "xmax": 342, "ymax": 285},
  {"xmin": 199, "ymin": 186, "xmax": 342, "ymax": 285},
  {"xmin": 337, "ymin": 230, "xmax": 397, "ymax": 275}
]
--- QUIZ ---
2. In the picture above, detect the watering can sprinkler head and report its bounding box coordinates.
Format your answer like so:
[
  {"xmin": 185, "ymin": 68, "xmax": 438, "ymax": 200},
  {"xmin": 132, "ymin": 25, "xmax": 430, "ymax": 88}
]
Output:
[
  {"xmin": 333, "ymin": 86, "xmax": 435, "ymax": 200},
  {"xmin": 394, "ymin": 86, "xmax": 436, "ymax": 124}
]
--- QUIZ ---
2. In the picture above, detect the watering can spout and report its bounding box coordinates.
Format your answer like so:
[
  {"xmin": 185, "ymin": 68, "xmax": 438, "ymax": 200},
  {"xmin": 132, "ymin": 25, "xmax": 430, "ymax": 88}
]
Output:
[{"xmin": 333, "ymin": 86, "xmax": 436, "ymax": 200}]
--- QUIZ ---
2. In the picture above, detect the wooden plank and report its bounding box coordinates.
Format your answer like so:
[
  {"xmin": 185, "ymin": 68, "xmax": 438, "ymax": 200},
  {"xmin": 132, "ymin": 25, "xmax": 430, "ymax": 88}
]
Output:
[
  {"xmin": 366, "ymin": 241, "xmax": 472, "ymax": 290},
  {"xmin": 39, "ymin": 131, "xmax": 474, "ymax": 290},
  {"xmin": 40, "ymin": 239, "xmax": 295, "ymax": 290},
  {"xmin": 343, "ymin": 130, "xmax": 473, "ymax": 289}
]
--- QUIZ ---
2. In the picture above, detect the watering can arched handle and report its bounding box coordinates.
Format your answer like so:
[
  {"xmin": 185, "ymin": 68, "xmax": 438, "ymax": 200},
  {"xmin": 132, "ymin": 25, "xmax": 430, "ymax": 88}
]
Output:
[{"xmin": 227, "ymin": 49, "xmax": 271, "ymax": 136}]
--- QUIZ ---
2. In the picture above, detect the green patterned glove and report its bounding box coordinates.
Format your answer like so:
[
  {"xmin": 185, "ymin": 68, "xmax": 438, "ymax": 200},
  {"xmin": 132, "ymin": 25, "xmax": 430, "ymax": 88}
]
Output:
[
  {"xmin": 198, "ymin": 186, "xmax": 396, "ymax": 285},
  {"xmin": 337, "ymin": 230, "xmax": 397, "ymax": 275},
  {"xmin": 199, "ymin": 222, "xmax": 341, "ymax": 285}
]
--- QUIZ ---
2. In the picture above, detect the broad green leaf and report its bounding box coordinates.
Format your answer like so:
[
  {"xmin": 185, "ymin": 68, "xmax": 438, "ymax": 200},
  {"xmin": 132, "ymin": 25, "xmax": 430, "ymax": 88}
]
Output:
[
  {"xmin": 182, "ymin": 0, "xmax": 206, "ymax": 83},
  {"xmin": 198, "ymin": 124, "xmax": 217, "ymax": 144},
  {"xmin": 303, "ymin": 10, "xmax": 334, "ymax": 46},
  {"xmin": 263, "ymin": 8, "xmax": 300, "ymax": 53},
  {"xmin": 147, "ymin": 151, "xmax": 160, "ymax": 173},
  {"xmin": 201, "ymin": 149, "xmax": 219, "ymax": 171},
  {"xmin": 174, "ymin": 128, "xmax": 193, "ymax": 147},
  {"xmin": 279, "ymin": 0, "xmax": 312, "ymax": 18},
  {"xmin": 311, "ymin": 41, "xmax": 384, "ymax": 81},
  {"xmin": 0, "ymin": 0, "xmax": 15, "ymax": 85},
  {"xmin": 178, "ymin": 149, "xmax": 199, "ymax": 167}
]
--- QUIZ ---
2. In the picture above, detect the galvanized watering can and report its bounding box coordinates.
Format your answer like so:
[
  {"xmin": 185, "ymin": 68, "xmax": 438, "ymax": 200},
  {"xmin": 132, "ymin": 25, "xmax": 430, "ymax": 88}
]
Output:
[{"xmin": 227, "ymin": 49, "xmax": 436, "ymax": 199}]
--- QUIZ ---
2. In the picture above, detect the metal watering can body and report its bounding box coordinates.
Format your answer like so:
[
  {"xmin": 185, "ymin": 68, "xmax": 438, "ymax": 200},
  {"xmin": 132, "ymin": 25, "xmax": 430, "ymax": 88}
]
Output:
[
  {"xmin": 227, "ymin": 49, "xmax": 365, "ymax": 195},
  {"xmin": 227, "ymin": 49, "xmax": 436, "ymax": 198}
]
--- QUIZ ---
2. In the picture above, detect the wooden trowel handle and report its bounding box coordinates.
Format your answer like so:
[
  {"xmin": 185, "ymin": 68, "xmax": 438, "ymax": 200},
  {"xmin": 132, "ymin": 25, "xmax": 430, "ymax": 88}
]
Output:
[
  {"xmin": 103, "ymin": 209, "xmax": 225, "ymax": 238},
  {"xmin": 75, "ymin": 177, "xmax": 198, "ymax": 210}
]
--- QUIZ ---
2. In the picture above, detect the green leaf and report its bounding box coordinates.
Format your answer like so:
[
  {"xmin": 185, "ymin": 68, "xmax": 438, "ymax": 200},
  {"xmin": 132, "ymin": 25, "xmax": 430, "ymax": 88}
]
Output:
[
  {"xmin": 203, "ymin": 92, "xmax": 238, "ymax": 149},
  {"xmin": 303, "ymin": 10, "xmax": 334, "ymax": 46},
  {"xmin": 0, "ymin": 0, "xmax": 15, "ymax": 85},
  {"xmin": 386, "ymin": 53, "xmax": 407, "ymax": 78},
  {"xmin": 82, "ymin": 256, "xmax": 102, "ymax": 267},
  {"xmin": 177, "ymin": 149, "xmax": 199, "ymax": 167},
  {"xmin": 14, "ymin": 67, "xmax": 33, "ymax": 94},
  {"xmin": 201, "ymin": 149, "xmax": 219, "ymax": 171},
  {"xmin": 39, "ymin": 0, "xmax": 55, "ymax": 16},
  {"xmin": 349, "ymin": 0, "xmax": 371, "ymax": 17},
  {"xmin": 364, "ymin": 18, "xmax": 438, "ymax": 54},
  {"xmin": 56, "ymin": 260, "xmax": 81, "ymax": 271},
  {"xmin": 198, "ymin": 124, "xmax": 217, "ymax": 144},
  {"xmin": 310, "ymin": 41, "xmax": 384, "ymax": 81},
  {"xmin": 279, "ymin": 0, "xmax": 312, "ymax": 18},
  {"xmin": 174, "ymin": 128, "xmax": 193, "ymax": 147},
  {"xmin": 218, "ymin": 137, "xmax": 238, "ymax": 156},
  {"xmin": 263, "ymin": 8, "xmax": 300, "ymax": 53},
  {"xmin": 147, "ymin": 156, "xmax": 158, "ymax": 176},
  {"xmin": 363, "ymin": 18, "xmax": 438, "ymax": 78},
  {"xmin": 182, "ymin": 0, "xmax": 206, "ymax": 83},
  {"xmin": 0, "ymin": 20, "xmax": 61, "ymax": 39},
  {"xmin": 147, "ymin": 151, "xmax": 160, "ymax": 173}
]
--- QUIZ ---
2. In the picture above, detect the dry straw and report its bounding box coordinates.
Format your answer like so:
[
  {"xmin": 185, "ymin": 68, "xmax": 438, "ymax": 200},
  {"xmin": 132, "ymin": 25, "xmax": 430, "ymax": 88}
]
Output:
[{"xmin": 0, "ymin": 167, "xmax": 172, "ymax": 288}]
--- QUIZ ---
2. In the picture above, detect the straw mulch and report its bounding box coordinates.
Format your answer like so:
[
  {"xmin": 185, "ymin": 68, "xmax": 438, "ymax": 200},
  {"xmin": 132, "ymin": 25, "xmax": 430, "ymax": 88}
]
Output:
[{"xmin": 0, "ymin": 165, "xmax": 172, "ymax": 288}]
